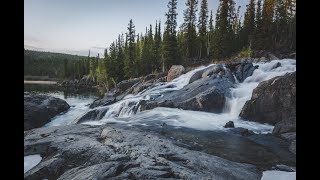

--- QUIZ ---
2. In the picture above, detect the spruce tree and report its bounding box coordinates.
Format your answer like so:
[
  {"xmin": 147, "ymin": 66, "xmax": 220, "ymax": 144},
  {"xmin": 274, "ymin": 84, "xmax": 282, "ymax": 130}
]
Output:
[
  {"xmin": 153, "ymin": 21, "xmax": 162, "ymax": 72},
  {"xmin": 253, "ymin": 0, "xmax": 263, "ymax": 50},
  {"xmin": 242, "ymin": 0, "xmax": 256, "ymax": 48},
  {"xmin": 181, "ymin": 0, "xmax": 198, "ymax": 59},
  {"xmin": 124, "ymin": 19, "xmax": 136, "ymax": 78},
  {"xmin": 162, "ymin": 0, "xmax": 181, "ymax": 71},
  {"xmin": 208, "ymin": 10, "xmax": 214, "ymax": 57},
  {"xmin": 198, "ymin": 0, "xmax": 209, "ymax": 58}
]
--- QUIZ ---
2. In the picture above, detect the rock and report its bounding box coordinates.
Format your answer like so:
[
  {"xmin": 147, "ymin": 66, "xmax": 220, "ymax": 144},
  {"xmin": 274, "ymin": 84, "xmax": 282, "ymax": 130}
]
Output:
[
  {"xmin": 289, "ymin": 53, "xmax": 296, "ymax": 59},
  {"xmin": 273, "ymin": 118, "xmax": 296, "ymax": 135},
  {"xmin": 274, "ymin": 164, "xmax": 296, "ymax": 172},
  {"xmin": 224, "ymin": 121, "xmax": 235, "ymax": 128},
  {"xmin": 260, "ymin": 57, "xmax": 267, "ymax": 62},
  {"xmin": 271, "ymin": 62, "xmax": 281, "ymax": 70},
  {"xmin": 24, "ymin": 124, "xmax": 262, "ymax": 179},
  {"xmin": 24, "ymin": 93, "xmax": 70, "ymax": 131},
  {"xmin": 226, "ymin": 62, "xmax": 257, "ymax": 82},
  {"xmin": 279, "ymin": 132, "xmax": 296, "ymax": 142},
  {"xmin": 188, "ymin": 68, "xmax": 206, "ymax": 84},
  {"xmin": 267, "ymin": 53, "xmax": 280, "ymax": 60},
  {"xmin": 167, "ymin": 65, "xmax": 185, "ymax": 82},
  {"xmin": 117, "ymin": 78, "xmax": 141, "ymax": 92},
  {"xmin": 75, "ymin": 107, "xmax": 109, "ymax": 124},
  {"xmin": 143, "ymin": 74, "xmax": 156, "ymax": 82},
  {"xmin": 230, "ymin": 127, "xmax": 255, "ymax": 136},
  {"xmin": 89, "ymin": 94, "xmax": 116, "ymax": 108},
  {"xmin": 240, "ymin": 72, "xmax": 296, "ymax": 127},
  {"xmin": 141, "ymin": 77, "xmax": 234, "ymax": 113},
  {"xmin": 132, "ymin": 82, "xmax": 155, "ymax": 95},
  {"xmin": 289, "ymin": 140, "xmax": 296, "ymax": 154},
  {"xmin": 202, "ymin": 64, "xmax": 224, "ymax": 78}
]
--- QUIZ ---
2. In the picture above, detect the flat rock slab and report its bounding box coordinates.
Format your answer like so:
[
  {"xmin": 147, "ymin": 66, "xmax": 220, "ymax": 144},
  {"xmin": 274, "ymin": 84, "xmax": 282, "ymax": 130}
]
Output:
[{"xmin": 24, "ymin": 124, "xmax": 263, "ymax": 180}]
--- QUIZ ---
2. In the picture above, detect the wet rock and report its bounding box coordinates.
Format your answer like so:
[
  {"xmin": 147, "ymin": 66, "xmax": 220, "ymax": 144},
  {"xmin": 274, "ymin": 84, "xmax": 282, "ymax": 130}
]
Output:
[
  {"xmin": 24, "ymin": 93, "xmax": 70, "ymax": 131},
  {"xmin": 224, "ymin": 121, "xmax": 235, "ymax": 128},
  {"xmin": 230, "ymin": 127, "xmax": 255, "ymax": 137},
  {"xmin": 273, "ymin": 164, "xmax": 296, "ymax": 172},
  {"xmin": 202, "ymin": 64, "xmax": 224, "ymax": 78},
  {"xmin": 89, "ymin": 94, "xmax": 116, "ymax": 108},
  {"xmin": 117, "ymin": 78, "xmax": 141, "ymax": 92},
  {"xmin": 75, "ymin": 107, "xmax": 109, "ymax": 124},
  {"xmin": 240, "ymin": 72, "xmax": 296, "ymax": 127},
  {"xmin": 226, "ymin": 62, "xmax": 258, "ymax": 82},
  {"xmin": 271, "ymin": 62, "xmax": 281, "ymax": 70},
  {"xmin": 24, "ymin": 124, "xmax": 262, "ymax": 179},
  {"xmin": 141, "ymin": 77, "xmax": 234, "ymax": 113},
  {"xmin": 289, "ymin": 140, "xmax": 296, "ymax": 155},
  {"xmin": 279, "ymin": 132, "xmax": 296, "ymax": 142}
]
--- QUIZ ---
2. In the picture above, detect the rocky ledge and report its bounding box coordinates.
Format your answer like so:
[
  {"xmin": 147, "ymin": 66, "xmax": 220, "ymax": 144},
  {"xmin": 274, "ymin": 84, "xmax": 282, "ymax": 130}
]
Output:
[
  {"xmin": 240, "ymin": 72, "xmax": 296, "ymax": 154},
  {"xmin": 24, "ymin": 93, "xmax": 70, "ymax": 131},
  {"xmin": 24, "ymin": 123, "xmax": 267, "ymax": 179}
]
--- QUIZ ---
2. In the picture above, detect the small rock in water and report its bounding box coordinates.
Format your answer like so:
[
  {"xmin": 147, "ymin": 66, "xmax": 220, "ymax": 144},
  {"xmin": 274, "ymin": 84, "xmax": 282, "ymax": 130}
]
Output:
[{"xmin": 224, "ymin": 121, "xmax": 235, "ymax": 128}]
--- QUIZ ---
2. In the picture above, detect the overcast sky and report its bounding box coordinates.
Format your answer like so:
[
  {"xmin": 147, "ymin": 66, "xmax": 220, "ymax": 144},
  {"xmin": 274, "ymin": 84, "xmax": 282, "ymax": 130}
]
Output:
[{"xmin": 24, "ymin": 0, "xmax": 248, "ymax": 57}]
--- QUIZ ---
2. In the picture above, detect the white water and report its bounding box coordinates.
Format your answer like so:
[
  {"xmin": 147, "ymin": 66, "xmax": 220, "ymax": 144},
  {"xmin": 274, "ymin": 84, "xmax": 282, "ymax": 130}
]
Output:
[
  {"xmin": 43, "ymin": 93, "xmax": 96, "ymax": 127},
  {"xmin": 83, "ymin": 59, "xmax": 296, "ymax": 133},
  {"xmin": 24, "ymin": 154, "xmax": 42, "ymax": 173},
  {"xmin": 90, "ymin": 64, "xmax": 215, "ymax": 119},
  {"xmin": 261, "ymin": 170, "xmax": 296, "ymax": 180}
]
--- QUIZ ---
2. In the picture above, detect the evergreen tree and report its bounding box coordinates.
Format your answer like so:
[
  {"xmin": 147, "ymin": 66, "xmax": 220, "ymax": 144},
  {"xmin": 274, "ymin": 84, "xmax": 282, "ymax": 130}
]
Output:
[
  {"xmin": 242, "ymin": 0, "xmax": 256, "ymax": 48},
  {"xmin": 208, "ymin": 10, "xmax": 214, "ymax": 57},
  {"xmin": 181, "ymin": 0, "xmax": 198, "ymax": 59},
  {"xmin": 162, "ymin": 0, "xmax": 181, "ymax": 71},
  {"xmin": 153, "ymin": 20, "xmax": 162, "ymax": 72},
  {"xmin": 261, "ymin": 0, "xmax": 275, "ymax": 50},
  {"xmin": 253, "ymin": 0, "xmax": 263, "ymax": 49},
  {"xmin": 116, "ymin": 34, "xmax": 125, "ymax": 81},
  {"xmin": 198, "ymin": 0, "xmax": 209, "ymax": 58},
  {"xmin": 212, "ymin": 0, "xmax": 233, "ymax": 59},
  {"xmin": 124, "ymin": 19, "xmax": 136, "ymax": 78}
]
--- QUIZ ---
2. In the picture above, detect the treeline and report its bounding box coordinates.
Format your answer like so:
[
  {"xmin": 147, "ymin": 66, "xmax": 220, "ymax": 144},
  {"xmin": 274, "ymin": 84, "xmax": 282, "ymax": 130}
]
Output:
[
  {"xmin": 25, "ymin": 0, "xmax": 296, "ymax": 88},
  {"xmin": 24, "ymin": 49, "xmax": 98, "ymax": 80},
  {"xmin": 101, "ymin": 0, "xmax": 296, "ymax": 84}
]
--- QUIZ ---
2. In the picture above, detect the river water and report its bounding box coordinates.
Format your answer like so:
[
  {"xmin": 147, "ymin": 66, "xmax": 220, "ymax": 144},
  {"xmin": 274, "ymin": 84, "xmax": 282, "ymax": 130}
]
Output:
[{"xmin": 24, "ymin": 59, "xmax": 296, "ymax": 177}]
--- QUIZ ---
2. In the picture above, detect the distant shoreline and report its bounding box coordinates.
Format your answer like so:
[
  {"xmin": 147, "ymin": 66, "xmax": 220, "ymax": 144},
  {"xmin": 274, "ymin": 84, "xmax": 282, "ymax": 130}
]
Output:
[{"xmin": 24, "ymin": 80, "xmax": 57, "ymax": 85}]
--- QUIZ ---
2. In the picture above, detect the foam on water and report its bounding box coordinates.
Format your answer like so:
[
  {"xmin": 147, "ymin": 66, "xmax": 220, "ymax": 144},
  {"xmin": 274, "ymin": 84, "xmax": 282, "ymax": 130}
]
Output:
[
  {"xmin": 83, "ymin": 59, "xmax": 296, "ymax": 133},
  {"xmin": 95, "ymin": 64, "xmax": 216, "ymax": 119},
  {"xmin": 43, "ymin": 93, "xmax": 96, "ymax": 127}
]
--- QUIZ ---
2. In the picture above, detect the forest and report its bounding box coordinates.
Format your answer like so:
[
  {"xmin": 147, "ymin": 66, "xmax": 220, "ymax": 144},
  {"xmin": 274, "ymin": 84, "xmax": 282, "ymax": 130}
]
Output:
[{"xmin": 24, "ymin": 0, "xmax": 296, "ymax": 87}]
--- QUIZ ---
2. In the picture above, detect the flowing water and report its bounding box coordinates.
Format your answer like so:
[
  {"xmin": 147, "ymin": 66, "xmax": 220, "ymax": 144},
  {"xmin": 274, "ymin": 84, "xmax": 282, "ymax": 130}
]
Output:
[
  {"xmin": 28, "ymin": 59, "xmax": 296, "ymax": 133},
  {"xmin": 24, "ymin": 59, "xmax": 296, "ymax": 178},
  {"xmin": 82, "ymin": 59, "xmax": 296, "ymax": 134}
]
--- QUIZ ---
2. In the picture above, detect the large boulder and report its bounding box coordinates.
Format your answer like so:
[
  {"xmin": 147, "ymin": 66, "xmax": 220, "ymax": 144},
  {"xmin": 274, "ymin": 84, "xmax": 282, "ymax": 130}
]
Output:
[
  {"xmin": 141, "ymin": 76, "xmax": 234, "ymax": 113},
  {"xmin": 24, "ymin": 93, "xmax": 70, "ymax": 130},
  {"xmin": 167, "ymin": 65, "xmax": 185, "ymax": 82},
  {"xmin": 240, "ymin": 72, "xmax": 296, "ymax": 127}
]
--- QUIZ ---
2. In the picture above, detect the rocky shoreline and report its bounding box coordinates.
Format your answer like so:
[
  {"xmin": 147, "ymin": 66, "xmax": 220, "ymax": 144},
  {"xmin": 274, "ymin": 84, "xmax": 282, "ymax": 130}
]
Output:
[{"xmin": 24, "ymin": 54, "xmax": 296, "ymax": 179}]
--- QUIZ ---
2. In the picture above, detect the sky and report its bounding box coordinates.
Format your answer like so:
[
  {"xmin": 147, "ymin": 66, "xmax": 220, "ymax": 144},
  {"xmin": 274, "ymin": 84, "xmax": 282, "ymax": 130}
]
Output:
[{"xmin": 24, "ymin": 0, "xmax": 248, "ymax": 57}]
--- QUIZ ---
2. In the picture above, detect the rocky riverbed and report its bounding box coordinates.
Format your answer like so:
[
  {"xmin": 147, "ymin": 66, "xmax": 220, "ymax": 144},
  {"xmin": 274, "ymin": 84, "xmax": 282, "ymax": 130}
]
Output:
[{"xmin": 24, "ymin": 56, "xmax": 296, "ymax": 179}]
